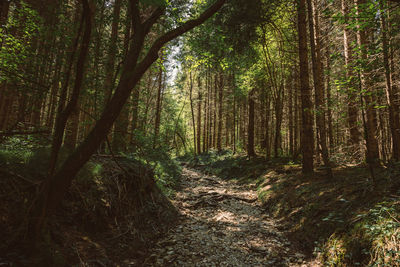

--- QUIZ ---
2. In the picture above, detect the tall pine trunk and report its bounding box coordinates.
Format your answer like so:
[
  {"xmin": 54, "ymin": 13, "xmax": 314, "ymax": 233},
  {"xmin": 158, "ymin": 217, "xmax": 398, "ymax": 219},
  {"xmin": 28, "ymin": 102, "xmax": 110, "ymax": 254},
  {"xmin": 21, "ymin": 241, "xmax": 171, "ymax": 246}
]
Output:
[
  {"xmin": 297, "ymin": 0, "xmax": 314, "ymax": 173},
  {"xmin": 355, "ymin": 0, "xmax": 380, "ymax": 165},
  {"xmin": 247, "ymin": 89, "xmax": 256, "ymax": 157},
  {"xmin": 380, "ymin": 1, "xmax": 400, "ymax": 161},
  {"xmin": 217, "ymin": 72, "xmax": 223, "ymax": 151},
  {"xmin": 342, "ymin": 0, "xmax": 362, "ymax": 148},
  {"xmin": 307, "ymin": 0, "xmax": 332, "ymax": 176}
]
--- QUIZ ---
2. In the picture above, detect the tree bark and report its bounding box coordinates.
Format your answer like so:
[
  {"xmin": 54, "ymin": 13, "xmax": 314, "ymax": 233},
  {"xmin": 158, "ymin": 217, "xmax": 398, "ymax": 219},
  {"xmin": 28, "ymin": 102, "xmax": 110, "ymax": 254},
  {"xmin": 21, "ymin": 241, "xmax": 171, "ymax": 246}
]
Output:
[
  {"xmin": 217, "ymin": 72, "xmax": 223, "ymax": 151},
  {"xmin": 233, "ymin": 80, "xmax": 236, "ymax": 154},
  {"xmin": 247, "ymin": 88, "xmax": 256, "ymax": 157},
  {"xmin": 189, "ymin": 71, "xmax": 196, "ymax": 154},
  {"xmin": 307, "ymin": 0, "xmax": 332, "ymax": 177},
  {"xmin": 342, "ymin": 0, "xmax": 362, "ymax": 148},
  {"xmin": 380, "ymin": 0, "xmax": 400, "ymax": 161},
  {"xmin": 325, "ymin": 43, "xmax": 334, "ymax": 152},
  {"xmin": 297, "ymin": 0, "xmax": 314, "ymax": 173},
  {"xmin": 31, "ymin": 0, "xmax": 93, "ymax": 240},
  {"xmin": 289, "ymin": 74, "xmax": 294, "ymax": 157},
  {"xmin": 103, "ymin": 0, "xmax": 122, "ymax": 106},
  {"xmin": 153, "ymin": 64, "xmax": 163, "ymax": 148},
  {"xmin": 203, "ymin": 73, "xmax": 209, "ymax": 152},
  {"xmin": 355, "ymin": 0, "xmax": 380, "ymax": 165},
  {"xmin": 265, "ymin": 95, "xmax": 271, "ymax": 160},
  {"xmin": 197, "ymin": 83, "xmax": 202, "ymax": 154},
  {"xmin": 113, "ymin": 0, "xmax": 131, "ymax": 152},
  {"xmin": 47, "ymin": 4, "xmax": 85, "ymax": 175},
  {"xmin": 274, "ymin": 86, "xmax": 283, "ymax": 158}
]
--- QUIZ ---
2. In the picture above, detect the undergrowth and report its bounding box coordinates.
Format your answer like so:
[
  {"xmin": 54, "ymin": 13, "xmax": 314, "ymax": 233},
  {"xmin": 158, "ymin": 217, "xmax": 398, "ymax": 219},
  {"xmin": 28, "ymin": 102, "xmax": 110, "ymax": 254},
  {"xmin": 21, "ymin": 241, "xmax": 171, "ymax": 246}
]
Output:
[
  {"xmin": 0, "ymin": 135, "xmax": 181, "ymax": 265},
  {"xmin": 181, "ymin": 149, "xmax": 293, "ymax": 184}
]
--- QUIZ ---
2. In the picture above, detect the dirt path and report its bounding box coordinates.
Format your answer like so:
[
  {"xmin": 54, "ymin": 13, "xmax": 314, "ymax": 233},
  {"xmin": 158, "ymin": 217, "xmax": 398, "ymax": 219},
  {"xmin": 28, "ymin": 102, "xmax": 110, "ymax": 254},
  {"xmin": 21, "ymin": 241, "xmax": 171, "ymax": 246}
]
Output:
[{"xmin": 143, "ymin": 168, "xmax": 311, "ymax": 266}]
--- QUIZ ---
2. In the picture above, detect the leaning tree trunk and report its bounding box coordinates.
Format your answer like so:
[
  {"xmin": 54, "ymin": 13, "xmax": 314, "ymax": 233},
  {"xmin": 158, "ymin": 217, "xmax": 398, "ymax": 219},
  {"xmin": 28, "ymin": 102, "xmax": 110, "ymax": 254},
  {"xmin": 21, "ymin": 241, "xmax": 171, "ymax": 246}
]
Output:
[
  {"xmin": 113, "ymin": 3, "xmax": 132, "ymax": 152},
  {"xmin": 29, "ymin": 0, "xmax": 226, "ymax": 241},
  {"xmin": 103, "ymin": 0, "xmax": 121, "ymax": 105},
  {"xmin": 153, "ymin": 65, "xmax": 163, "ymax": 148},
  {"xmin": 31, "ymin": 0, "xmax": 93, "ymax": 240}
]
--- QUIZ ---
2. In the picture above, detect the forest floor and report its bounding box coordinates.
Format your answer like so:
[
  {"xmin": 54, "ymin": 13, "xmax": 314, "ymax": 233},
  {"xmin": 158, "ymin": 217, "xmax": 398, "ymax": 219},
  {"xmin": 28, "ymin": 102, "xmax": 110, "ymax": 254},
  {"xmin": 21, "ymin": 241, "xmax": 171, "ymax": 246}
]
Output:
[{"xmin": 142, "ymin": 167, "xmax": 317, "ymax": 266}]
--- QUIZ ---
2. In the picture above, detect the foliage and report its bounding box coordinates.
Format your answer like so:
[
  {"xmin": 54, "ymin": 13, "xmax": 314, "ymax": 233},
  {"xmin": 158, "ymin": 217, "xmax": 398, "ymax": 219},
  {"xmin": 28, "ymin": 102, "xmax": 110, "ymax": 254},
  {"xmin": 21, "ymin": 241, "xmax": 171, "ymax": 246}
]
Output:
[
  {"xmin": 0, "ymin": 2, "xmax": 41, "ymax": 83},
  {"xmin": 317, "ymin": 200, "xmax": 400, "ymax": 266},
  {"xmin": 127, "ymin": 137, "xmax": 182, "ymax": 197},
  {"xmin": 0, "ymin": 134, "xmax": 179, "ymax": 264},
  {"xmin": 255, "ymin": 163, "xmax": 400, "ymax": 266}
]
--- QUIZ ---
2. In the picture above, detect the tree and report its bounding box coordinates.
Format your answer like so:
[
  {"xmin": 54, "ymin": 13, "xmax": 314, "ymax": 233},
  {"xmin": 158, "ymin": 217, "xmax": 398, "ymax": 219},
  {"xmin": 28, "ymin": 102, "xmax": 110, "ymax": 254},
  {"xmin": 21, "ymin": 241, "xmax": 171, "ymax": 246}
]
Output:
[
  {"xmin": 341, "ymin": 0, "xmax": 362, "ymax": 148},
  {"xmin": 379, "ymin": 0, "xmax": 400, "ymax": 161},
  {"xmin": 355, "ymin": 0, "xmax": 380, "ymax": 166},
  {"xmin": 247, "ymin": 88, "xmax": 256, "ymax": 157},
  {"xmin": 307, "ymin": 0, "xmax": 332, "ymax": 176},
  {"xmin": 297, "ymin": 0, "xmax": 314, "ymax": 173},
  {"xmin": 30, "ymin": 0, "xmax": 227, "ymax": 239}
]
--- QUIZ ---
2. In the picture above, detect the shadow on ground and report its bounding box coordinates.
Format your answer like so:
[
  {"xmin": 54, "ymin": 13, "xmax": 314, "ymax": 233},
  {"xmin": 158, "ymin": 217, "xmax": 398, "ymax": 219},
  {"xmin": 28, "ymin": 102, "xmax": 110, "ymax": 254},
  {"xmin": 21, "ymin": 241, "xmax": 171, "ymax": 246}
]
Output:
[{"xmin": 183, "ymin": 151, "xmax": 400, "ymax": 266}]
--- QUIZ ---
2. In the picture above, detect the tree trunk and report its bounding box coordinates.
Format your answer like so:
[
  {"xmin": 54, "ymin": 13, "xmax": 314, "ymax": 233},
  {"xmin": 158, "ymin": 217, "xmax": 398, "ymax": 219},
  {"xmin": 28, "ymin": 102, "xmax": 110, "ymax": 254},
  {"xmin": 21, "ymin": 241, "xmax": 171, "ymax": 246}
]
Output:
[
  {"xmin": 325, "ymin": 44, "xmax": 334, "ymax": 152},
  {"xmin": 217, "ymin": 72, "xmax": 223, "ymax": 151},
  {"xmin": 64, "ymin": 101, "xmax": 80, "ymax": 150},
  {"xmin": 342, "ymin": 0, "xmax": 362, "ymax": 148},
  {"xmin": 153, "ymin": 65, "xmax": 163, "ymax": 148},
  {"xmin": 213, "ymin": 74, "xmax": 217, "ymax": 148},
  {"xmin": 248, "ymin": 88, "xmax": 256, "ymax": 157},
  {"xmin": 113, "ymin": 102, "xmax": 130, "ymax": 152},
  {"xmin": 197, "ymin": 86, "xmax": 202, "ymax": 154},
  {"xmin": 113, "ymin": 2, "xmax": 132, "ymax": 152},
  {"xmin": 30, "ymin": 0, "xmax": 93, "ymax": 240},
  {"xmin": 355, "ymin": 0, "xmax": 380, "ymax": 165},
  {"xmin": 203, "ymin": 74, "xmax": 208, "ymax": 152},
  {"xmin": 265, "ymin": 95, "xmax": 271, "ymax": 160},
  {"xmin": 207, "ymin": 70, "xmax": 212, "ymax": 151},
  {"xmin": 297, "ymin": 0, "xmax": 314, "ymax": 173},
  {"xmin": 47, "ymin": 1, "xmax": 92, "ymax": 176},
  {"xmin": 289, "ymin": 74, "xmax": 294, "ymax": 157},
  {"xmin": 29, "ymin": 0, "xmax": 226, "ymax": 240},
  {"xmin": 307, "ymin": 0, "xmax": 332, "ymax": 177},
  {"xmin": 189, "ymin": 71, "xmax": 196, "ymax": 154},
  {"xmin": 233, "ymin": 82, "xmax": 236, "ymax": 154},
  {"xmin": 380, "ymin": 0, "xmax": 400, "ymax": 161},
  {"xmin": 274, "ymin": 88, "xmax": 283, "ymax": 158},
  {"xmin": 103, "ymin": 0, "xmax": 122, "ymax": 105}
]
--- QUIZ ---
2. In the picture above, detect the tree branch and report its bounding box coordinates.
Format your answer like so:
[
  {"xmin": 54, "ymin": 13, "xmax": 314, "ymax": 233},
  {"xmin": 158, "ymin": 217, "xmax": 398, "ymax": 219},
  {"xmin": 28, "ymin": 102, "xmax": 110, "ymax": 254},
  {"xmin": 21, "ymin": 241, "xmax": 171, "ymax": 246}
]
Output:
[{"xmin": 133, "ymin": 0, "xmax": 226, "ymax": 83}]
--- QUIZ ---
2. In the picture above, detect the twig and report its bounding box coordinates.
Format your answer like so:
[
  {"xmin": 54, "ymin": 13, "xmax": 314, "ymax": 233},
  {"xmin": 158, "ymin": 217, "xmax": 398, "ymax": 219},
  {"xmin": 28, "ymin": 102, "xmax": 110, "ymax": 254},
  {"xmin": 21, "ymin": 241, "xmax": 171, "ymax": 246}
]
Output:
[
  {"xmin": 108, "ymin": 229, "xmax": 130, "ymax": 240},
  {"xmin": 105, "ymin": 137, "xmax": 131, "ymax": 179},
  {"xmin": 0, "ymin": 169, "xmax": 41, "ymax": 185}
]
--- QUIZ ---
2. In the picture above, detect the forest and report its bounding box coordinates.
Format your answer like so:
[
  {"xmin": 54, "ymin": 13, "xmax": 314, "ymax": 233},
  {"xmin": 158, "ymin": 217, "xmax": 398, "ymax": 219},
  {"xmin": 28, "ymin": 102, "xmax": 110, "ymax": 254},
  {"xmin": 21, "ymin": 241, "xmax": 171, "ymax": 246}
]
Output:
[{"xmin": 1, "ymin": 0, "xmax": 400, "ymax": 265}]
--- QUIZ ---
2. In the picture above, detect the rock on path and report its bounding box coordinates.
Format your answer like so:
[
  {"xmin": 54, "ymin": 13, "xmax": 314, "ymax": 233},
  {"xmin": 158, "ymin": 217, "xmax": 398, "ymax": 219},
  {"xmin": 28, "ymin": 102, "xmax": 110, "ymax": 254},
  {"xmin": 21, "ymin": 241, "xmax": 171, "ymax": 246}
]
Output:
[{"xmin": 143, "ymin": 168, "xmax": 312, "ymax": 266}]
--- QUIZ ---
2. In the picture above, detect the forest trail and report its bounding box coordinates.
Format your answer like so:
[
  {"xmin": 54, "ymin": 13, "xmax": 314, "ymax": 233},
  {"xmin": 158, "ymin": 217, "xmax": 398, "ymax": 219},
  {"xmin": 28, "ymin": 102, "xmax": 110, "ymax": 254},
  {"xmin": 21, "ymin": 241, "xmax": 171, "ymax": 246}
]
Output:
[{"xmin": 143, "ymin": 167, "xmax": 314, "ymax": 266}]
